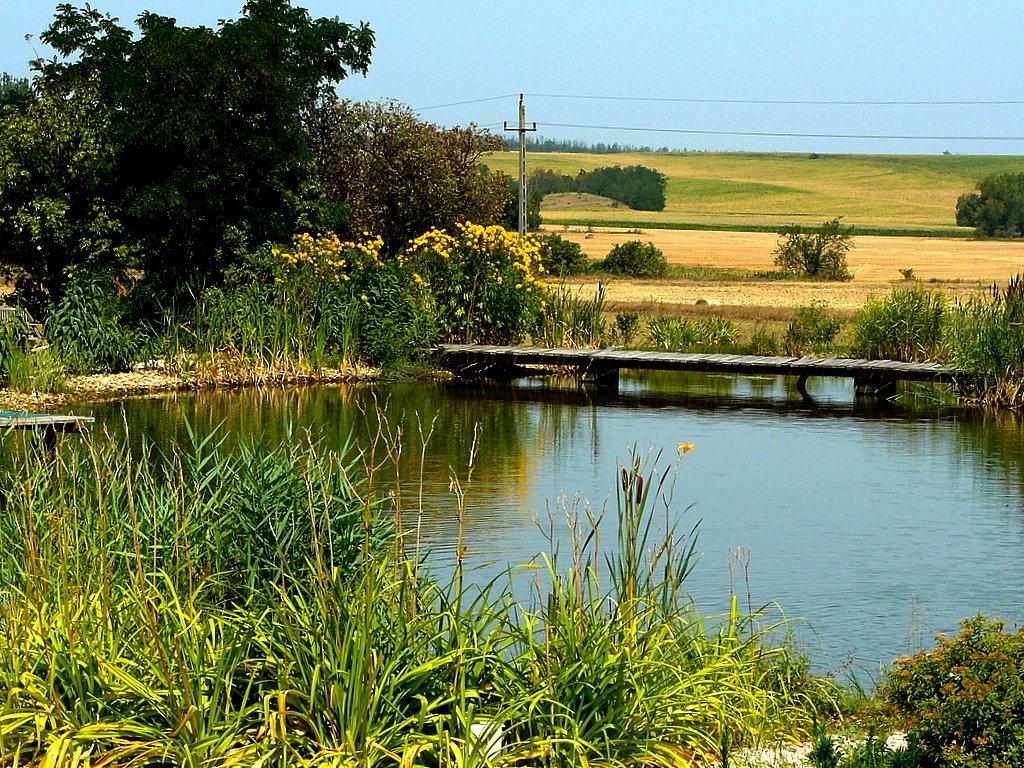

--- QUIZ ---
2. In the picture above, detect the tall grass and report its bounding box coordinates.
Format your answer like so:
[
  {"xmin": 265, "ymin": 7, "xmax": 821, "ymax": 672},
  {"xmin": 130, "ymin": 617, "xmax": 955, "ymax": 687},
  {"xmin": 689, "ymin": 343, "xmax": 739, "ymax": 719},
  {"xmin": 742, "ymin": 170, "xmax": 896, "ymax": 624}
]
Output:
[
  {"xmin": 853, "ymin": 287, "xmax": 945, "ymax": 362},
  {"xmin": 535, "ymin": 285, "xmax": 607, "ymax": 347},
  {"xmin": 0, "ymin": 421, "xmax": 833, "ymax": 765}
]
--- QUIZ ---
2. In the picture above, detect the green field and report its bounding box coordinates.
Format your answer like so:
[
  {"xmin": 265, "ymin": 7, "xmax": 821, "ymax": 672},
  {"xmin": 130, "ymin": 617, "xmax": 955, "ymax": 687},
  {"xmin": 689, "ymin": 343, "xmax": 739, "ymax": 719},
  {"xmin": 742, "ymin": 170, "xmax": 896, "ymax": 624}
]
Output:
[{"xmin": 483, "ymin": 151, "xmax": 1024, "ymax": 235}]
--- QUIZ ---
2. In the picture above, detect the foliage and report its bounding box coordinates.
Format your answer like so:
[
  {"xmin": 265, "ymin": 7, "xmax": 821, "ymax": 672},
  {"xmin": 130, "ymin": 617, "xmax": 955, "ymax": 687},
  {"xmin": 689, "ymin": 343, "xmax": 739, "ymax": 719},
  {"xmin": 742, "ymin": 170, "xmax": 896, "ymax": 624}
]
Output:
[
  {"xmin": 0, "ymin": 424, "xmax": 831, "ymax": 765},
  {"xmin": 773, "ymin": 218, "xmax": 854, "ymax": 280},
  {"xmin": 602, "ymin": 239, "xmax": 668, "ymax": 278},
  {"xmin": 955, "ymin": 172, "xmax": 1024, "ymax": 237},
  {"xmin": 648, "ymin": 316, "xmax": 739, "ymax": 350},
  {"xmin": 885, "ymin": 615, "xmax": 1024, "ymax": 768},
  {"xmin": 538, "ymin": 233, "xmax": 590, "ymax": 276},
  {"xmin": 46, "ymin": 268, "xmax": 141, "ymax": 374},
  {"xmin": 944, "ymin": 275, "xmax": 1024, "ymax": 407},
  {"xmin": 535, "ymin": 285, "xmax": 607, "ymax": 348},
  {"xmin": 404, "ymin": 222, "xmax": 553, "ymax": 344},
  {"xmin": 526, "ymin": 164, "xmax": 667, "ymax": 211},
  {"xmin": 614, "ymin": 311, "xmax": 641, "ymax": 345},
  {"xmin": 577, "ymin": 164, "xmax": 668, "ymax": 211},
  {"xmin": 501, "ymin": 173, "xmax": 543, "ymax": 231},
  {"xmin": 0, "ymin": 76, "xmax": 129, "ymax": 315},
  {"xmin": 853, "ymin": 287, "xmax": 945, "ymax": 362},
  {"xmin": 171, "ymin": 232, "xmax": 432, "ymax": 373},
  {"xmin": 306, "ymin": 98, "xmax": 509, "ymax": 254},
  {"xmin": 0, "ymin": 72, "xmax": 32, "ymax": 111},
  {"xmin": 785, "ymin": 301, "xmax": 843, "ymax": 354},
  {"xmin": 36, "ymin": 0, "xmax": 374, "ymax": 309}
]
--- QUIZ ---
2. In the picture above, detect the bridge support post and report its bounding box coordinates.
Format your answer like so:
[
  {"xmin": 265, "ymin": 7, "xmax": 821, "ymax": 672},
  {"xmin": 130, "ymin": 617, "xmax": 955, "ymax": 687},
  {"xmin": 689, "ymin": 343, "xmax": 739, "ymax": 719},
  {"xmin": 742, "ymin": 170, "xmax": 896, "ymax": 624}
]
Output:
[
  {"xmin": 582, "ymin": 364, "xmax": 619, "ymax": 392},
  {"xmin": 854, "ymin": 375, "xmax": 898, "ymax": 399}
]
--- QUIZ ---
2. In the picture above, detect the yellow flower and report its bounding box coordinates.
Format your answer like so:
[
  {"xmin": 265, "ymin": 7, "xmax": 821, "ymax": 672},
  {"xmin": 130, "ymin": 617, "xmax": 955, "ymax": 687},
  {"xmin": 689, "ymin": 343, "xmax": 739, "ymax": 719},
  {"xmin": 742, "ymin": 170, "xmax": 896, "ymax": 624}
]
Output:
[
  {"xmin": 360, "ymin": 294, "xmax": 369, "ymax": 303},
  {"xmin": 678, "ymin": 442, "xmax": 695, "ymax": 455}
]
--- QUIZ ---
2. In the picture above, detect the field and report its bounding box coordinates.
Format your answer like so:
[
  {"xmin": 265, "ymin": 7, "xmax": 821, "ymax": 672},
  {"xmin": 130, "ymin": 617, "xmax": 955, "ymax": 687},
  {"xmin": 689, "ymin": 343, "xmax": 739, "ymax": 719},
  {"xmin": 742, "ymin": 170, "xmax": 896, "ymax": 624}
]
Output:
[
  {"xmin": 485, "ymin": 150, "xmax": 1024, "ymax": 233},
  {"xmin": 551, "ymin": 226, "xmax": 1024, "ymax": 318}
]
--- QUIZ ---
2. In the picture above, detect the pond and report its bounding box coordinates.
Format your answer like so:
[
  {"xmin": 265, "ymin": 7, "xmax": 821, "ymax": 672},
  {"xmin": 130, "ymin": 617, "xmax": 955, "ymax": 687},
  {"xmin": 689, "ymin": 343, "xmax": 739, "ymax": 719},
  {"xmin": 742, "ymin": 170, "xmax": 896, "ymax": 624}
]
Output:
[{"xmin": 77, "ymin": 372, "xmax": 1024, "ymax": 682}]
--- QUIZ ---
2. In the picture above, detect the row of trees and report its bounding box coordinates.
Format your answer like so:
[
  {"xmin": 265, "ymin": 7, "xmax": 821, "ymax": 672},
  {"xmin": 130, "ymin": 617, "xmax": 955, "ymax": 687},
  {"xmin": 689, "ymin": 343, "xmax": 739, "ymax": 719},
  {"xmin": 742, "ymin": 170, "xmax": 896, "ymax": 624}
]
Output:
[
  {"xmin": 0, "ymin": 1, "xmax": 515, "ymax": 319},
  {"xmin": 528, "ymin": 164, "xmax": 667, "ymax": 211}
]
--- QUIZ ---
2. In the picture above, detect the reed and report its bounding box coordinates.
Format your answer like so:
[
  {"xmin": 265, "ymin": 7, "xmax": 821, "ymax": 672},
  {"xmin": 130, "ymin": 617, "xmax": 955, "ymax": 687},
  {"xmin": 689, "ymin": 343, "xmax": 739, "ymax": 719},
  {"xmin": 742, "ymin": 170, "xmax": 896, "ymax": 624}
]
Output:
[
  {"xmin": 853, "ymin": 287, "xmax": 945, "ymax": 362},
  {"xmin": 0, "ymin": 422, "xmax": 832, "ymax": 765}
]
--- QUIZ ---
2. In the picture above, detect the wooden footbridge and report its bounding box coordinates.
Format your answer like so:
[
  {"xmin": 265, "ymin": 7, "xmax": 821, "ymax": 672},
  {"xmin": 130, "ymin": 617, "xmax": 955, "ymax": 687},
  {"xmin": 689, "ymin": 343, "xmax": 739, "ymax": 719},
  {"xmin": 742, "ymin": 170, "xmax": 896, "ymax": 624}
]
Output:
[
  {"xmin": 1, "ymin": 411, "xmax": 95, "ymax": 453},
  {"xmin": 432, "ymin": 344, "xmax": 959, "ymax": 398}
]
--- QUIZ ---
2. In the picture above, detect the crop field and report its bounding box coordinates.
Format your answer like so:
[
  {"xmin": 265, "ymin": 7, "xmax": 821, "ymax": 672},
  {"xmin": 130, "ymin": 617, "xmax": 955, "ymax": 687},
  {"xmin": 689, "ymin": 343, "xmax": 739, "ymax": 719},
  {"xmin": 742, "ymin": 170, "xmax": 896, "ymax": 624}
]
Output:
[{"xmin": 484, "ymin": 150, "xmax": 1024, "ymax": 233}]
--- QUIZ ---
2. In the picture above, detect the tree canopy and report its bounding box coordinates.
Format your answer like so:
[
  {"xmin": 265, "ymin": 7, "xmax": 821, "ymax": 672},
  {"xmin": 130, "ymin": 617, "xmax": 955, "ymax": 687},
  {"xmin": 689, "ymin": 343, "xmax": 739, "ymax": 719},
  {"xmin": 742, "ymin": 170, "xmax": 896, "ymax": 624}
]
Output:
[
  {"xmin": 956, "ymin": 172, "xmax": 1024, "ymax": 238},
  {"xmin": 304, "ymin": 98, "xmax": 509, "ymax": 254},
  {"xmin": 526, "ymin": 164, "xmax": 667, "ymax": 212},
  {"xmin": 9, "ymin": 0, "xmax": 374, "ymax": 310}
]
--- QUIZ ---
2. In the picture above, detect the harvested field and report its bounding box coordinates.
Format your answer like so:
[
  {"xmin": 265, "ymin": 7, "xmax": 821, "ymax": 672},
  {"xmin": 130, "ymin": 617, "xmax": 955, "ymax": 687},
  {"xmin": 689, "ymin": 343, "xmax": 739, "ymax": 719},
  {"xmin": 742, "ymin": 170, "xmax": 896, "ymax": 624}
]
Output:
[{"xmin": 551, "ymin": 226, "xmax": 1024, "ymax": 315}]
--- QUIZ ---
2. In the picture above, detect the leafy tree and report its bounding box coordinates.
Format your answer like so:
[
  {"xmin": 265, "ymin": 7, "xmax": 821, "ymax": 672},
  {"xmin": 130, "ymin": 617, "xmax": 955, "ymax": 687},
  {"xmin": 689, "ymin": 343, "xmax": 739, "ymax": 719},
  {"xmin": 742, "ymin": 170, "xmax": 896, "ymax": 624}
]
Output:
[
  {"xmin": 773, "ymin": 218, "xmax": 853, "ymax": 281},
  {"xmin": 956, "ymin": 172, "xmax": 1024, "ymax": 238},
  {"xmin": 304, "ymin": 98, "xmax": 510, "ymax": 254},
  {"xmin": 36, "ymin": 1, "xmax": 374, "ymax": 307},
  {"xmin": 0, "ymin": 73, "xmax": 32, "ymax": 112},
  {"xmin": 0, "ymin": 76, "xmax": 130, "ymax": 314},
  {"xmin": 501, "ymin": 176, "xmax": 541, "ymax": 232},
  {"xmin": 537, "ymin": 234, "xmax": 588, "ymax": 276}
]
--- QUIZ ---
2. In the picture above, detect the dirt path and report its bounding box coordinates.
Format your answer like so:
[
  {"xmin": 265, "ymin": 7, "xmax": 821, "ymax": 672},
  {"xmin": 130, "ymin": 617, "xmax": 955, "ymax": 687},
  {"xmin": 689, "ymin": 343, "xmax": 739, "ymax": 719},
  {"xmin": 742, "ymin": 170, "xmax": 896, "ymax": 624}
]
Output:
[{"xmin": 551, "ymin": 227, "xmax": 1024, "ymax": 313}]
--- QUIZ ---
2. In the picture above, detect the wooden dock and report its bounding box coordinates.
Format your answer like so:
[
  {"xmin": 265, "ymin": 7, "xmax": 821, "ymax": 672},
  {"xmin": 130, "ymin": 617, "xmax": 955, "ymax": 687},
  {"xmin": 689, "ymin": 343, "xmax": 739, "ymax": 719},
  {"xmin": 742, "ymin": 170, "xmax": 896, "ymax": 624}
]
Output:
[
  {"xmin": 432, "ymin": 344, "xmax": 959, "ymax": 397},
  {"xmin": 0, "ymin": 412, "xmax": 95, "ymax": 432}
]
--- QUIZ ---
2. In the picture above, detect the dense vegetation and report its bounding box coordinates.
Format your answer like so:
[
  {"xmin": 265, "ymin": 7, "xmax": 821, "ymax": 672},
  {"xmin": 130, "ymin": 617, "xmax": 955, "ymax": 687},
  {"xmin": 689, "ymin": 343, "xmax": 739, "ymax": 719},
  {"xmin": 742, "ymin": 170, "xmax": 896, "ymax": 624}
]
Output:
[
  {"xmin": 772, "ymin": 218, "xmax": 854, "ymax": 281},
  {"xmin": 956, "ymin": 171, "xmax": 1024, "ymax": 238},
  {"xmin": 528, "ymin": 164, "xmax": 668, "ymax": 211},
  {"xmin": 0, "ymin": 429, "xmax": 834, "ymax": 765}
]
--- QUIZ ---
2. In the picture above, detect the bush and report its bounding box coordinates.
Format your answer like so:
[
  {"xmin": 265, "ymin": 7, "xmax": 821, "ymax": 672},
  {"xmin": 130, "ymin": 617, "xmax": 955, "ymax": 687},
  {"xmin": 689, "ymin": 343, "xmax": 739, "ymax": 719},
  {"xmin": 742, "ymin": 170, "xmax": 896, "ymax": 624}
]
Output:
[
  {"xmin": 854, "ymin": 287, "xmax": 945, "ymax": 362},
  {"xmin": 537, "ymin": 234, "xmax": 589, "ymax": 276},
  {"xmin": 773, "ymin": 218, "xmax": 853, "ymax": 281},
  {"xmin": 404, "ymin": 223, "xmax": 552, "ymax": 345},
  {"xmin": 603, "ymin": 240, "xmax": 668, "ymax": 278},
  {"xmin": 46, "ymin": 270, "xmax": 141, "ymax": 374},
  {"xmin": 885, "ymin": 615, "xmax": 1024, "ymax": 768},
  {"xmin": 785, "ymin": 302, "xmax": 843, "ymax": 354}
]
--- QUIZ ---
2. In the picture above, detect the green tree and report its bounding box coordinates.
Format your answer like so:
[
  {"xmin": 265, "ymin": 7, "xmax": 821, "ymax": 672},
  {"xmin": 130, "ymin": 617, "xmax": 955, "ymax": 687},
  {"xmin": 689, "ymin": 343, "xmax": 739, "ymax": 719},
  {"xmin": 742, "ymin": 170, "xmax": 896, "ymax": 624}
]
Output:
[
  {"xmin": 0, "ymin": 76, "xmax": 130, "ymax": 313},
  {"xmin": 304, "ymin": 98, "xmax": 510, "ymax": 254},
  {"xmin": 577, "ymin": 165, "xmax": 667, "ymax": 211},
  {"xmin": 0, "ymin": 73, "xmax": 32, "ymax": 112},
  {"xmin": 37, "ymin": 1, "xmax": 374, "ymax": 307},
  {"xmin": 772, "ymin": 218, "xmax": 853, "ymax": 281},
  {"xmin": 602, "ymin": 240, "xmax": 667, "ymax": 278},
  {"xmin": 955, "ymin": 172, "xmax": 1024, "ymax": 238}
]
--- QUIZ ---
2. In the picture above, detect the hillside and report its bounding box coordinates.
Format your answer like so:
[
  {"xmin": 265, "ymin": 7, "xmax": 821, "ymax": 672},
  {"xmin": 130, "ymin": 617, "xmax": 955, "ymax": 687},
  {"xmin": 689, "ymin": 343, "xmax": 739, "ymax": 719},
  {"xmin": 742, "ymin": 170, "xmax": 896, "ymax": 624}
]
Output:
[{"xmin": 482, "ymin": 151, "xmax": 1024, "ymax": 235}]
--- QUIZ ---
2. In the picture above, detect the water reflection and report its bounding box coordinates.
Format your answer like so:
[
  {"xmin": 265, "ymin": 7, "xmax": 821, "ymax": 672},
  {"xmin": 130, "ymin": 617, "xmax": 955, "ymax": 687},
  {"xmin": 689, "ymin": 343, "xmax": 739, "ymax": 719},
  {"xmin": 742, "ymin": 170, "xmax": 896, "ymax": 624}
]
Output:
[{"xmin": 55, "ymin": 373, "xmax": 1024, "ymax": 679}]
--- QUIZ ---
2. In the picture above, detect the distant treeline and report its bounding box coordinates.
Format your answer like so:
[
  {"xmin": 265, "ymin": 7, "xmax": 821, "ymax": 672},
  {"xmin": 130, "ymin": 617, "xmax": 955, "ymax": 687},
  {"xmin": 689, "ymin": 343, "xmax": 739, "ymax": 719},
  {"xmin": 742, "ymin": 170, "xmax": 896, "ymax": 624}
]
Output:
[
  {"xmin": 529, "ymin": 165, "xmax": 667, "ymax": 211},
  {"xmin": 504, "ymin": 135, "xmax": 676, "ymax": 154}
]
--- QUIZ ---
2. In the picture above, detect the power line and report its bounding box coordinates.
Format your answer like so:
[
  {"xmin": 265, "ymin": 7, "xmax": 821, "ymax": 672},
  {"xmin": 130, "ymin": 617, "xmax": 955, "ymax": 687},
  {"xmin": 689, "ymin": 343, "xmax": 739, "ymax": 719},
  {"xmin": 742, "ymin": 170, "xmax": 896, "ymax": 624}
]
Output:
[
  {"xmin": 528, "ymin": 92, "xmax": 1024, "ymax": 107},
  {"xmin": 543, "ymin": 122, "xmax": 1024, "ymax": 142},
  {"xmin": 415, "ymin": 94, "xmax": 518, "ymax": 111}
]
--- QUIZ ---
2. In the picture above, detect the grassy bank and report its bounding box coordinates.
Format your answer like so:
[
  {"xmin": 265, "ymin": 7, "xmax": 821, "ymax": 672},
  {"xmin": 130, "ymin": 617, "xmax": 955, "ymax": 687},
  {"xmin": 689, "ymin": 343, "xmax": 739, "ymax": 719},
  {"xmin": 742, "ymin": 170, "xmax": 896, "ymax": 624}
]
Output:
[
  {"xmin": 483, "ymin": 150, "xmax": 1024, "ymax": 234},
  {"xmin": 0, "ymin": 425, "xmax": 833, "ymax": 766}
]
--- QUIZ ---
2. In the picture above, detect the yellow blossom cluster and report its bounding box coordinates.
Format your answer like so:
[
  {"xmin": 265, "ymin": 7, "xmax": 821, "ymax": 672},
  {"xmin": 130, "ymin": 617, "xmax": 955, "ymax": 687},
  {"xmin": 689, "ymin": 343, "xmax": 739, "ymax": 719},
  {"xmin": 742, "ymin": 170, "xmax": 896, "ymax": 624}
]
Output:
[{"xmin": 272, "ymin": 231, "xmax": 384, "ymax": 282}]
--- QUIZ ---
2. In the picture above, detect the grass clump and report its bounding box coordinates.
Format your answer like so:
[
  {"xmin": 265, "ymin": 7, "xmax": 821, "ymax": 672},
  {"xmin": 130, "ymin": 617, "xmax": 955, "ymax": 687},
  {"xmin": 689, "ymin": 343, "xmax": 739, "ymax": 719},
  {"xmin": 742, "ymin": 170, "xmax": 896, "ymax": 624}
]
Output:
[
  {"xmin": 784, "ymin": 301, "xmax": 844, "ymax": 355},
  {"xmin": 648, "ymin": 316, "xmax": 739, "ymax": 351},
  {"xmin": 853, "ymin": 287, "xmax": 945, "ymax": 362}
]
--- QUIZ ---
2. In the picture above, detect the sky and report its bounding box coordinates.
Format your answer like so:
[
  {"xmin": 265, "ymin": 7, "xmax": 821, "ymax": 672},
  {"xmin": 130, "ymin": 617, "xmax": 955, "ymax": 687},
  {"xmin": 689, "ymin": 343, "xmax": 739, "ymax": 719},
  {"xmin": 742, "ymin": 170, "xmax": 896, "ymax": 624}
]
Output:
[{"xmin": 3, "ymin": 0, "xmax": 1024, "ymax": 155}]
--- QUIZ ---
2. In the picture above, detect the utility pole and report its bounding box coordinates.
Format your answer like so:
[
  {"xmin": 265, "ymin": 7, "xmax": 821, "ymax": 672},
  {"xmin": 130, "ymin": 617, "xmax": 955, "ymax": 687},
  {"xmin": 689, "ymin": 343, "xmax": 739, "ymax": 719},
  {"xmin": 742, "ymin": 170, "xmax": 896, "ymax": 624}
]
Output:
[{"xmin": 504, "ymin": 94, "xmax": 536, "ymax": 237}]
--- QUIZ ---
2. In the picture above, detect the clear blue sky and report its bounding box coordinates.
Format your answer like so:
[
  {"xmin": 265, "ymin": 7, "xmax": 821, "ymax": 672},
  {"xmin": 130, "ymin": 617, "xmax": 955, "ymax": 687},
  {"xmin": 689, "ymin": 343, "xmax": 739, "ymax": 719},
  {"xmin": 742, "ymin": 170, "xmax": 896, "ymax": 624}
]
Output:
[{"xmin": 3, "ymin": 0, "xmax": 1024, "ymax": 154}]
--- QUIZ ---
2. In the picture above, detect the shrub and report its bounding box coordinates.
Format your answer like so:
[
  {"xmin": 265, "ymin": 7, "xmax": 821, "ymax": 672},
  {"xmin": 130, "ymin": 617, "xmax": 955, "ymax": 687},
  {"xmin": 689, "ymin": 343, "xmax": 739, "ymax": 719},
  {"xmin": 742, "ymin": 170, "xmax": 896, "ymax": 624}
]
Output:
[
  {"xmin": 613, "ymin": 311, "xmax": 641, "ymax": 346},
  {"xmin": 885, "ymin": 615, "xmax": 1024, "ymax": 768},
  {"xmin": 404, "ymin": 222, "xmax": 552, "ymax": 345},
  {"xmin": 773, "ymin": 218, "xmax": 853, "ymax": 281},
  {"xmin": 46, "ymin": 270, "xmax": 141, "ymax": 374},
  {"xmin": 537, "ymin": 233, "xmax": 589, "ymax": 276},
  {"xmin": 785, "ymin": 302, "xmax": 843, "ymax": 354},
  {"xmin": 603, "ymin": 240, "xmax": 668, "ymax": 278},
  {"xmin": 854, "ymin": 287, "xmax": 945, "ymax": 362}
]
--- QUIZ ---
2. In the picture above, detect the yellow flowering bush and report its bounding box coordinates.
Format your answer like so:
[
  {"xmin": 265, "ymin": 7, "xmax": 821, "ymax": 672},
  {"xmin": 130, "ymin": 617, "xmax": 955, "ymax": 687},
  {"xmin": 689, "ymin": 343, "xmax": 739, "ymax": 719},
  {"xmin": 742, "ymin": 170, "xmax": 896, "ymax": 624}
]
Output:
[
  {"xmin": 209, "ymin": 231, "xmax": 431, "ymax": 367},
  {"xmin": 403, "ymin": 222, "xmax": 553, "ymax": 344}
]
